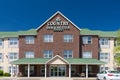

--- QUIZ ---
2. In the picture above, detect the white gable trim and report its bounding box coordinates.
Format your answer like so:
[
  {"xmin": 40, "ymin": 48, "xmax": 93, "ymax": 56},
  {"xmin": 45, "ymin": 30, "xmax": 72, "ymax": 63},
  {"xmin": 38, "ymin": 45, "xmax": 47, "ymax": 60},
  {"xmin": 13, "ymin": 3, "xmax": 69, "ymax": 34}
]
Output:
[
  {"xmin": 36, "ymin": 11, "xmax": 81, "ymax": 31},
  {"xmin": 45, "ymin": 55, "xmax": 69, "ymax": 64}
]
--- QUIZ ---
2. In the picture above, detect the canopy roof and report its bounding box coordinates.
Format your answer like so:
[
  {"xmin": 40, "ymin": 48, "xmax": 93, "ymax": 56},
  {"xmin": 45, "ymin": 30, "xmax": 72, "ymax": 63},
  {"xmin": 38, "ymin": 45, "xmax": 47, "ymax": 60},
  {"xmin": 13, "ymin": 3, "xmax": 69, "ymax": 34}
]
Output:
[{"xmin": 11, "ymin": 55, "xmax": 106, "ymax": 65}]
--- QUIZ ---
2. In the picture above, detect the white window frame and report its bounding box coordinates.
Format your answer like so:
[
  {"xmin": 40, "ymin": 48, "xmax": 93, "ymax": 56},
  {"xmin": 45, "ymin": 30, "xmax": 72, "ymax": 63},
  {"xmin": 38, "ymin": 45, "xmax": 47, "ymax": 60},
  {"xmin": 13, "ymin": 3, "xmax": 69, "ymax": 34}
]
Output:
[
  {"xmin": 25, "ymin": 51, "xmax": 34, "ymax": 58},
  {"xmin": 82, "ymin": 66, "xmax": 92, "ymax": 73},
  {"xmin": 64, "ymin": 50, "xmax": 73, "ymax": 58},
  {"xmin": 0, "ymin": 53, "xmax": 3, "ymax": 62},
  {"xmin": 0, "ymin": 66, "xmax": 3, "ymax": 70},
  {"xmin": 8, "ymin": 52, "xmax": 18, "ymax": 62},
  {"xmin": 100, "ymin": 52, "xmax": 109, "ymax": 62},
  {"xmin": 44, "ymin": 50, "xmax": 53, "ymax": 58},
  {"xmin": 82, "ymin": 36, "xmax": 92, "ymax": 44},
  {"xmin": 41, "ymin": 65, "xmax": 45, "ymax": 75},
  {"xmin": 99, "ymin": 38, "xmax": 109, "ymax": 48},
  {"xmin": 9, "ymin": 66, "xmax": 16, "ymax": 73},
  {"xmin": 82, "ymin": 52, "xmax": 92, "ymax": 58},
  {"xmin": 44, "ymin": 34, "xmax": 53, "ymax": 42},
  {"xmin": 25, "ymin": 66, "xmax": 34, "ymax": 75},
  {"xmin": 8, "ymin": 38, "xmax": 18, "ymax": 47},
  {"xmin": 0, "ymin": 39, "xmax": 3, "ymax": 48},
  {"xmin": 64, "ymin": 34, "xmax": 73, "ymax": 43},
  {"xmin": 71, "ymin": 66, "xmax": 76, "ymax": 74},
  {"xmin": 25, "ymin": 36, "xmax": 35, "ymax": 44}
]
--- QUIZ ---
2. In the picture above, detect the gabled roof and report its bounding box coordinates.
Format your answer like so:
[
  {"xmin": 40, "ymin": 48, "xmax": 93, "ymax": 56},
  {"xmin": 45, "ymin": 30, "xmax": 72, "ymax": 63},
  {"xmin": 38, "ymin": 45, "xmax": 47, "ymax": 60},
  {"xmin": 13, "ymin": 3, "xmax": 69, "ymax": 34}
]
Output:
[
  {"xmin": 36, "ymin": 11, "xmax": 81, "ymax": 31},
  {"xmin": 46, "ymin": 55, "xmax": 69, "ymax": 64}
]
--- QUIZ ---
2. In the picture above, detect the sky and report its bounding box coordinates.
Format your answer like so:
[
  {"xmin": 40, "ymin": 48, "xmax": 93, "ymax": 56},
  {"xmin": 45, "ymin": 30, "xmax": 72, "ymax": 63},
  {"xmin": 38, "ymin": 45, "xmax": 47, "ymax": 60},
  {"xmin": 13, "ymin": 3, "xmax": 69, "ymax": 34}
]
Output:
[{"xmin": 0, "ymin": 0, "xmax": 120, "ymax": 31}]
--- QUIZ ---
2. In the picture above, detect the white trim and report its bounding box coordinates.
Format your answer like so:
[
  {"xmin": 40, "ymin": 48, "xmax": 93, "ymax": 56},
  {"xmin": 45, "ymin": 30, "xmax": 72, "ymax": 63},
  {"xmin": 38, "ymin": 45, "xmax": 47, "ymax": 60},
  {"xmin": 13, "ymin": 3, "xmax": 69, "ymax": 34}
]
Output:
[
  {"xmin": 45, "ymin": 55, "xmax": 69, "ymax": 64},
  {"xmin": 45, "ymin": 64, "xmax": 47, "ymax": 78},
  {"xmin": 28, "ymin": 64, "xmax": 30, "ymax": 78},
  {"xmin": 86, "ymin": 64, "xmax": 88, "ymax": 79},
  {"xmin": 36, "ymin": 11, "xmax": 81, "ymax": 31},
  {"xmin": 69, "ymin": 64, "xmax": 71, "ymax": 78}
]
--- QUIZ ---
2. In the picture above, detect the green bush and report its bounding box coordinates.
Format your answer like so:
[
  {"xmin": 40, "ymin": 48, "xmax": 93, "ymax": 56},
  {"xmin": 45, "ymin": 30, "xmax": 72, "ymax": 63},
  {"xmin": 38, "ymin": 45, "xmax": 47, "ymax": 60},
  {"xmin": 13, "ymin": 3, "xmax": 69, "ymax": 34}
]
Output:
[
  {"xmin": 0, "ymin": 70, "xmax": 3, "ymax": 76},
  {"xmin": 3, "ymin": 73, "xmax": 11, "ymax": 77}
]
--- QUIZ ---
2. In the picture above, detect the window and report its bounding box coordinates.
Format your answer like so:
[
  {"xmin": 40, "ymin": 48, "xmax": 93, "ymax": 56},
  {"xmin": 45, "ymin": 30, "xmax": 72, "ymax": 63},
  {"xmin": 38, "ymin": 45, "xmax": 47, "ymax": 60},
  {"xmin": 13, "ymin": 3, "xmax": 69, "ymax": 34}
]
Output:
[
  {"xmin": 71, "ymin": 66, "xmax": 76, "ymax": 74},
  {"xmin": 100, "ymin": 67, "xmax": 108, "ymax": 71},
  {"xmin": 25, "ymin": 36, "xmax": 35, "ymax": 44},
  {"xmin": 25, "ymin": 51, "xmax": 34, "ymax": 58},
  {"xmin": 44, "ymin": 35, "xmax": 53, "ymax": 42},
  {"xmin": 9, "ymin": 53, "xmax": 18, "ymax": 62},
  {"xmin": 44, "ymin": 50, "xmax": 53, "ymax": 58},
  {"xmin": 64, "ymin": 34, "xmax": 73, "ymax": 42},
  {"xmin": 99, "ymin": 38, "xmax": 109, "ymax": 48},
  {"xmin": 41, "ymin": 66, "xmax": 45, "ymax": 75},
  {"xmin": 0, "ymin": 66, "xmax": 3, "ymax": 70},
  {"xmin": 82, "ymin": 52, "xmax": 92, "ymax": 58},
  {"xmin": 9, "ymin": 38, "xmax": 18, "ymax": 47},
  {"xmin": 0, "ymin": 53, "xmax": 3, "ymax": 62},
  {"xmin": 100, "ymin": 53, "xmax": 109, "ymax": 62},
  {"xmin": 82, "ymin": 36, "xmax": 92, "ymax": 44},
  {"xmin": 0, "ymin": 39, "xmax": 3, "ymax": 47},
  {"xmin": 9, "ymin": 66, "xmax": 16, "ymax": 73},
  {"xmin": 82, "ymin": 66, "xmax": 92, "ymax": 73},
  {"xmin": 25, "ymin": 66, "xmax": 34, "ymax": 75},
  {"xmin": 64, "ymin": 50, "xmax": 73, "ymax": 58}
]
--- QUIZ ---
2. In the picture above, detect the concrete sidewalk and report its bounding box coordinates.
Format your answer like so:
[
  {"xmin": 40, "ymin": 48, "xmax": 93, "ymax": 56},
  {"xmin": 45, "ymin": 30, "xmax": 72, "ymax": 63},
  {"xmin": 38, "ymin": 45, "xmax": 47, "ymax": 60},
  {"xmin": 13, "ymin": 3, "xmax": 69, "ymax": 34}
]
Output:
[{"xmin": 0, "ymin": 77, "xmax": 97, "ymax": 80}]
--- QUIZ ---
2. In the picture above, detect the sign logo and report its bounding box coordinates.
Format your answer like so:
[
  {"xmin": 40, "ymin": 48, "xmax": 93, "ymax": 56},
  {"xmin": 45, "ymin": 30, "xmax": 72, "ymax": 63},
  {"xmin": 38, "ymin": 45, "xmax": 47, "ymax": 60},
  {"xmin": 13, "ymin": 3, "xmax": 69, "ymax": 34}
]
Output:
[{"xmin": 46, "ymin": 17, "xmax": 70, "ymax": 32}]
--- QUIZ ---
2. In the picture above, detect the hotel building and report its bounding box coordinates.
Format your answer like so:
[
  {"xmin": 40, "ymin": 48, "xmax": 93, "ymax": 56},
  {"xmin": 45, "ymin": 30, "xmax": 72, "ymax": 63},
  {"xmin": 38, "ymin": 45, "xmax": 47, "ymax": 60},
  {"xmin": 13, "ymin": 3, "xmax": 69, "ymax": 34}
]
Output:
[{"xmin": 0, "ymin": 11, "xmax": 117, "ymax": 78}]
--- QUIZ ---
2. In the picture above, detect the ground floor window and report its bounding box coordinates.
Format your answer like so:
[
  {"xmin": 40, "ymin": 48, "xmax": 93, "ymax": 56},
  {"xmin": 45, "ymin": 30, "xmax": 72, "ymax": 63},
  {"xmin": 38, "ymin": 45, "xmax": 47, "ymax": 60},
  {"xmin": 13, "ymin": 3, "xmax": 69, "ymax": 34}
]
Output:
[
  {"xmin": 25, "ymin": 66, "xmax": 34, "ymax": 75},
  {"xmin": 50, "ymin": 65, "xmax": 66, "ymax": 77},
  {"xmin": 9, "ymin": 66, "xmax": 17, "ymax": 73},
  {"xmin": 100, "ymin": 67, "xmax": 109, "ymax": 71},
  {"xmin": 71, "ymin": 66, "xmax": 76, "ymax": 74},
  {"xmin": 41, "ymin": 66, "xmax": 45, "ymax": 76},
  {"xmin": 82, "ymin": 66, "xmax": 92, "ymax": 73}
]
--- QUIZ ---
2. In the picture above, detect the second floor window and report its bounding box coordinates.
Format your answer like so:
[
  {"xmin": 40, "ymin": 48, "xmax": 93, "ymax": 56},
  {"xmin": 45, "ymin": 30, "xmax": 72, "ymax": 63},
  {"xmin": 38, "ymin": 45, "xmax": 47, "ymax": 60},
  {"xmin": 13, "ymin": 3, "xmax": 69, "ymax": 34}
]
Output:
[
  {"xmin": 0, "ymin": 39, "xmax": 3, "ymax": 47},
  {"xmin": 100, "ymin": 53, "xmax": 109, "ymax": 62},
  {"xmin": 9, "ymin": 53, "xmax": 18, "ymax": 62},
  {"xmin": 44, "ymin": 35, "xmax": 53, "ymax": 42},
  {"xmin": 0, "ymin": 53, "xmax": 3, "ymax": 62},
  {"xmin": 82, "ymin": 36, "xmax": 92, "ymax": 44},
  {"xmin": 25, "ymin": 51, "xmax": 34, "ymax": 58},
  {"xmin": 64, "ymin": 34, "xmax": 73, "ymax": 42},
  {"xmin": 82, "ymin": 52, "xmax": 92, "ymax": 58},
  {"xmin": 25, "ymin": 36, "xmax": 35, "ymax": 44},
  {"xmin": 99, "ymin": 38, "xmax": 109, "ymax": 48},
  {"xmin": 64, "ymin": 50, "xmax": 73, "ymax": 58},
  {"xmin": 9, "ymin": 38, "xmax": 18, "ymax": 47},
  {"xmin": 44, "ymin": 50, "xmax": 53, "ymax": 58}
]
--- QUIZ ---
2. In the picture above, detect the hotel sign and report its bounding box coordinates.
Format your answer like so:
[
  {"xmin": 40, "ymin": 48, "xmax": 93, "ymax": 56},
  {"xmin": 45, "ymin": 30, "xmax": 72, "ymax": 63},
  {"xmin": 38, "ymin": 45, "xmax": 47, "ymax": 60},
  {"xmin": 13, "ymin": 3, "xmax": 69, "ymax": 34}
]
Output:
[{"xmin": 46, "ymin": 17, "xmax": 70, "ymax": 32}]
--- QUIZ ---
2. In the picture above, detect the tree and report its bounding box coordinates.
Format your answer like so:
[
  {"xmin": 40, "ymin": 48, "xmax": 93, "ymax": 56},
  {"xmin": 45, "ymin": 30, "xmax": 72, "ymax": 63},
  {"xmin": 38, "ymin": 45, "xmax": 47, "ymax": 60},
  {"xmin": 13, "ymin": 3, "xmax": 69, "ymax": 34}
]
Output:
[{"xmin": 114, "ymin": 30, "xmax": 120, "ymax": 67}]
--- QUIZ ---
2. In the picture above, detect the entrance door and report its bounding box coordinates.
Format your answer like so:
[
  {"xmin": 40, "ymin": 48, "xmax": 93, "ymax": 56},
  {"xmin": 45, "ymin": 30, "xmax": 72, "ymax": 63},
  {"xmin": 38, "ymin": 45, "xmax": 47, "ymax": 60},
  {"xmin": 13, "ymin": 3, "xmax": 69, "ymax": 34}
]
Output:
[{"xmin": 50, "ymin": 65, "xmax": 66, "ymax": 77}]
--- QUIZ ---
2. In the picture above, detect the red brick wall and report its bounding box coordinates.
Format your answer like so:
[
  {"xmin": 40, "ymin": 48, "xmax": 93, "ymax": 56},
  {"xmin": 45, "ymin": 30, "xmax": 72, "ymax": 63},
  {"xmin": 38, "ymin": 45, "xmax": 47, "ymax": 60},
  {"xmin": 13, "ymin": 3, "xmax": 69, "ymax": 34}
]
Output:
[
  {"xmin": 19, "ymin": 13, "xmax": 80, "ymax": 58},
  {"xmin": 81, "ymin": 35, "xmax": 99, "ymax": 59}
]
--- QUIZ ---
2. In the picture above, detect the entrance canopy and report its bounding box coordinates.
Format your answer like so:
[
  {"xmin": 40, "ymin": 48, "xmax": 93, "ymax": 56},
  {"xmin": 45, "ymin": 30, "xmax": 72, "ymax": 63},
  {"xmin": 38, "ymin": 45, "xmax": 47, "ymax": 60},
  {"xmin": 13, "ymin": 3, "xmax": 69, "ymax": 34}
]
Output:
[{"xmin": 11, "ymin": 55, "xmax": 106, "ymax": 65}]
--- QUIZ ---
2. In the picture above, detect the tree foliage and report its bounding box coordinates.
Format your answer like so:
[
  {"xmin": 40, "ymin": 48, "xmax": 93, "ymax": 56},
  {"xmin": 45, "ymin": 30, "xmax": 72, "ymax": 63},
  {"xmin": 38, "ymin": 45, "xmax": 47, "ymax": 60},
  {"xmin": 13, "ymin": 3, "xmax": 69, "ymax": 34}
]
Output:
[{"xmin": 114, "ymin": 30, "xmax": 120, "ymax": 67}]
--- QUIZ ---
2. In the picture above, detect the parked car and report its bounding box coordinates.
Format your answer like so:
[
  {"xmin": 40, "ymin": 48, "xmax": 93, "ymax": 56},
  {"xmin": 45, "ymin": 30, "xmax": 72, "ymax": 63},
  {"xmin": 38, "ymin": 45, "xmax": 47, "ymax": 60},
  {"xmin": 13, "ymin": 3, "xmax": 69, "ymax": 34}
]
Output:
[{"xmin": 97, "ymin": 70, "xmax": 120, "ymax": 80}]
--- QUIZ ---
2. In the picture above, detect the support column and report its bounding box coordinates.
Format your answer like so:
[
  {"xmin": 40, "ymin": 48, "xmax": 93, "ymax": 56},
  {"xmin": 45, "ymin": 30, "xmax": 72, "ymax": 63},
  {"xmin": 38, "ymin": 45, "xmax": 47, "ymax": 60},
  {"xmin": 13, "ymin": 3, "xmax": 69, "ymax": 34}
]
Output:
[
  {"xmin": 69, "ymin": 64, "xmax": 71, "ymax": 78},
  {"xmin": 11, "ymin": 65, "xmax": 13, "ymax": 77},
  {"xmin": 86, "ymin": 64, "xmax": 88, "ymax": 79},
  {"xmin": 45, "ymin": 64, "xmax": 47, "ymax": 78},
  {"xmin": 28, "ymin": 64, "xmax": 30, "ymax": 78},
  {"xmin": 16, "ymin": 65, "xmax": 19, "ymax": 77}
]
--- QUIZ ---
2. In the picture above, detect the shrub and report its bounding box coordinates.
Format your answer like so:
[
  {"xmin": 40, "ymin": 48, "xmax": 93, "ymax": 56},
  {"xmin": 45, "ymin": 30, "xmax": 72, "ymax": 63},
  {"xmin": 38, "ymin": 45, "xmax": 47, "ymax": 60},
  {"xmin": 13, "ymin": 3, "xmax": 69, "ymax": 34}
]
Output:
[
  {"xmin": 3, "ymin": 73, "xmax": 11, "ymax": 77},
  {"xmin": 0, "ymin": 70, "xmax": 3, "ymax": 76}
]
